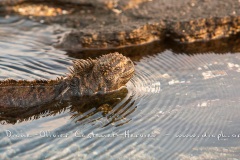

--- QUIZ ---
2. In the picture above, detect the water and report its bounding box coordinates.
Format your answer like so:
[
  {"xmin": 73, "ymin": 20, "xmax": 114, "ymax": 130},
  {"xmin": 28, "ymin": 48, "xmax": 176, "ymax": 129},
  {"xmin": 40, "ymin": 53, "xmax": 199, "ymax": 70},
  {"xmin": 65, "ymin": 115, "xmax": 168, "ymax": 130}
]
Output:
[{"xmin": 1, "ymin": 15, "xmax": 240, "ymax": 160}]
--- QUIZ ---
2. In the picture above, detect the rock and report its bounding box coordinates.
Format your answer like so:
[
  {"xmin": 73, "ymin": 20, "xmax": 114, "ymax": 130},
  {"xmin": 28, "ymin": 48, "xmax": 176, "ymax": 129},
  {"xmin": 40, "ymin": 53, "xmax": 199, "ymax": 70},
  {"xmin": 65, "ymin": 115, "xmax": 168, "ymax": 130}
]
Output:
[{"xmin": 1, "ymin": 0, "xmax": 240, "ymax": 50}]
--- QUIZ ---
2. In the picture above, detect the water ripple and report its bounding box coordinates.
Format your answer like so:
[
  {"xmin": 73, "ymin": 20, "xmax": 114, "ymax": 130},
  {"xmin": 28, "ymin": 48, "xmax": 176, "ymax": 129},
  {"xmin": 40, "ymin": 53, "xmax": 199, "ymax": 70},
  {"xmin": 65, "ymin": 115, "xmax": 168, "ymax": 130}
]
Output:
[
  {"xmin": 0, "ymin": 15, "xmax": 71, "ymax": 80},
  {"xmin": 1, "ymin": 15, "xmax": 240, "ymax": 159}
]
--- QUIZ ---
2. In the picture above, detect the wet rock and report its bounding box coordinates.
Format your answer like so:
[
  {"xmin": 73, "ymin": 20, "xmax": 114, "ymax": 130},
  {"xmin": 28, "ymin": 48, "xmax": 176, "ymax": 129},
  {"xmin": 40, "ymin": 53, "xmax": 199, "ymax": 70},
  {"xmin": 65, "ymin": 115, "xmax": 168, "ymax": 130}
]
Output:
[
  {"xmin": 0, "ymin": 0, "xmax": 26, "ymax": 5},
  {"xmin": 59, "ymin": 22, "xmax": 165, "ymax": 49},
  {"xmin": 168, "ymin": 33, "xmax": 240, "ymax": 54},
  {"xmin": 170, "ymin": 16, "xmax": 240, "ymax": 42},
  {"xmin": 1, "ymin": 0, "xmax": 240, "ymax": 50}
]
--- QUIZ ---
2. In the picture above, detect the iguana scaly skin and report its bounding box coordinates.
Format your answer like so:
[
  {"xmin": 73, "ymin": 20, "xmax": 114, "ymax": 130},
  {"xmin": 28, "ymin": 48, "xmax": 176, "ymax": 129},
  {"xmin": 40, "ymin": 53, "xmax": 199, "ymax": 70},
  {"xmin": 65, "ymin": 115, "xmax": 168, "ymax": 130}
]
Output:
[{"xmin": 0, "ymin": 52, "xmax": 134, "ymax": 108}]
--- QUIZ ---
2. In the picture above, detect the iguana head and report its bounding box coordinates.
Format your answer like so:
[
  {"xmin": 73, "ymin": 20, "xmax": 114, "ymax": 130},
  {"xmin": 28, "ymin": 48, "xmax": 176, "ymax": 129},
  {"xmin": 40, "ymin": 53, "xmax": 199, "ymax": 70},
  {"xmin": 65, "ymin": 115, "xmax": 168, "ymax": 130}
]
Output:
[
  {"xmin": 70, "ymin": 52, "xmax": 134, "ymax": 94},
  {"xmin": 93, "ymin": 52, "xmax": 135, "ymax": 92}
]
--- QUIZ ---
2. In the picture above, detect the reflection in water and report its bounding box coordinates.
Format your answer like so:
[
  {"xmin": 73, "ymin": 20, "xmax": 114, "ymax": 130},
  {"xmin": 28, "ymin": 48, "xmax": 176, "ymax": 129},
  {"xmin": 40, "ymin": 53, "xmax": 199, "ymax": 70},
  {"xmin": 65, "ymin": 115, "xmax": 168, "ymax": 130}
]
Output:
[
  {"xmin": 1, "ymin": 15, "xmax": 240, "ymax": 159},
  {"xmin": 0, "ymin": 88, "xmax": 136, "ymax": 126}
]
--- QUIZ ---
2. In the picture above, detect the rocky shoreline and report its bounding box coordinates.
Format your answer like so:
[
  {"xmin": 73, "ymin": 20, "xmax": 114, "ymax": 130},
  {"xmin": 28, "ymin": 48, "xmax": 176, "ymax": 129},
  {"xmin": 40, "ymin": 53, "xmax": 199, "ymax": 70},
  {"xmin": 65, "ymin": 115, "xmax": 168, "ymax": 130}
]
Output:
[{"xmin": 1, "ymin": 0, "xmax": 240, "ymax": 50}]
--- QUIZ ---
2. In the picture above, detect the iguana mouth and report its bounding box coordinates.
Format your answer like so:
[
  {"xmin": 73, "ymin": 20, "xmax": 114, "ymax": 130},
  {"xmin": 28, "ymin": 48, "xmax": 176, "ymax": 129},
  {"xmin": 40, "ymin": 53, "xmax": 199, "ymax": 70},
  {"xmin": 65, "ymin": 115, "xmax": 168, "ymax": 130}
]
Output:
[
  {"xmin": 121, "ymin": 58, "xmax": 134, "ymax": 79},
  {"xmin": 121, "ymin": 69, "xmax": 134, "ymax": 79},
  {"xmin": 119, "ymin": 69, "xmax": 134, "ymax": 87}
]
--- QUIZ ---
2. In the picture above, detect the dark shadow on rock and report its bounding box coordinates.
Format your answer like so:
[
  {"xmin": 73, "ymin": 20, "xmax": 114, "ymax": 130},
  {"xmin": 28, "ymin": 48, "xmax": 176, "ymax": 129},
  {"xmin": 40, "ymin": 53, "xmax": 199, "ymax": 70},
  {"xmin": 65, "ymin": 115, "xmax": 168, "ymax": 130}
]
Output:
[
  {"xmin": 65, "ymin": 33, "xmax": 240, "ymax": 62},
  {"xmin": 166, "ymin": 33, "xmax": 240, "ymax": 54},
  {"xmin": 65, "ymin": 40, "xmax": 166, "ymax": 61}
]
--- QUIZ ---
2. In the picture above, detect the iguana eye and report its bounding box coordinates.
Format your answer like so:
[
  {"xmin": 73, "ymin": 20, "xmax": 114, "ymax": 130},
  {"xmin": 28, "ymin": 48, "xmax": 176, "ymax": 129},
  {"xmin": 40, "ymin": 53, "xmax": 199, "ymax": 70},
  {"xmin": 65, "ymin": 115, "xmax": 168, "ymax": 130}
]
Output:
[
  {"xmin": 115, "ymin": 67, "xmax": 120, "ymax": 71},
  {"xmin": 127, "ymin": 60, "xmax": 133, "ymax": 65}
]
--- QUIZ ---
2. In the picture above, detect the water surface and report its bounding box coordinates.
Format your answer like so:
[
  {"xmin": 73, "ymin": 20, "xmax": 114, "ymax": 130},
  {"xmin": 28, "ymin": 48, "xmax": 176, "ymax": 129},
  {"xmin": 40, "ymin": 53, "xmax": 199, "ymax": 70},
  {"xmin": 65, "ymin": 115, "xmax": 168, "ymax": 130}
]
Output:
[{"xmin": 1, "ymin": 15, "xmax": 240, "ymax": 160}]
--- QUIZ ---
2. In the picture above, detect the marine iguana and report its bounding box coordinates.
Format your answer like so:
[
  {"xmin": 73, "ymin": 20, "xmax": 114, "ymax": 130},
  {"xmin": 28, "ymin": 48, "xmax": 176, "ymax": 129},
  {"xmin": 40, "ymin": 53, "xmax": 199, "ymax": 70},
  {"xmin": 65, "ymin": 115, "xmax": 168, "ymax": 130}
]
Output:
[{"xmin": 0, "ymin": 52, "xmax": 135, "ymax": 108}]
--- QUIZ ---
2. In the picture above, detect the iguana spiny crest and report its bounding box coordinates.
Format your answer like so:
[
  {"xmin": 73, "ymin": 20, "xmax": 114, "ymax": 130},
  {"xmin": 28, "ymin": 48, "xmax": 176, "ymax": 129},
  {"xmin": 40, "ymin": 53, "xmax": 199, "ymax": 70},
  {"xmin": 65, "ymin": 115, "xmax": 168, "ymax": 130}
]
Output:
[
  {"xmin": 0, "ymin": 52, "xmax": 134, "ymax": 107},
  {"xmin": 68, "ymin": 52, "xmax": 135, "ymax": 93}
]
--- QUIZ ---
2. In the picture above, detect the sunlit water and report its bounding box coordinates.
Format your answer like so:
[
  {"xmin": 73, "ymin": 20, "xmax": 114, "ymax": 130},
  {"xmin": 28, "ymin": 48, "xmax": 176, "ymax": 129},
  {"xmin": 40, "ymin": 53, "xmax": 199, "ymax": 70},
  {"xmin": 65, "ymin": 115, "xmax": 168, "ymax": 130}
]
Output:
[{"xmin": 1, "ymin": 15, "xmax": 240, "ymax": 160}]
